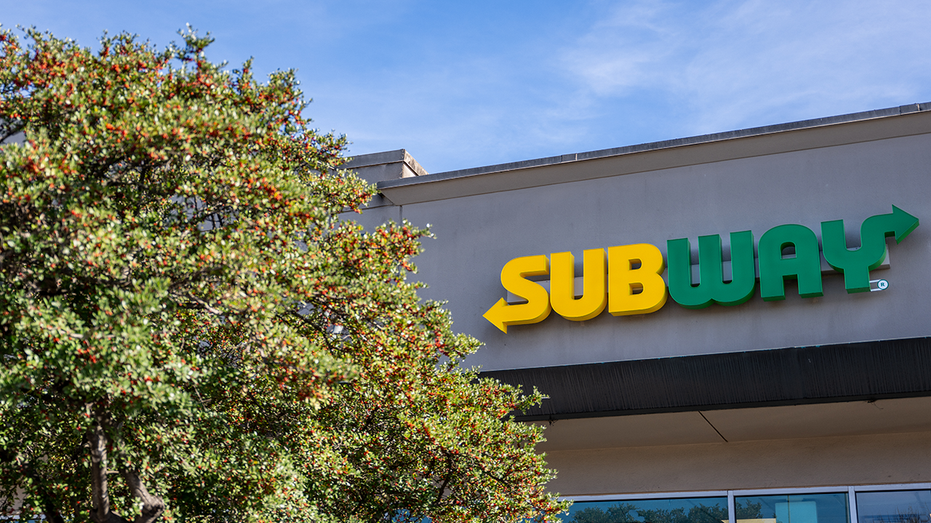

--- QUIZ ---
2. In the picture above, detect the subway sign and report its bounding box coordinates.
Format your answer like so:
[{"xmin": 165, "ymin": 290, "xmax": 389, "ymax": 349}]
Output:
[{"xmin": 483, "ymin": 206, "xmax": 919, "ymax": 333}]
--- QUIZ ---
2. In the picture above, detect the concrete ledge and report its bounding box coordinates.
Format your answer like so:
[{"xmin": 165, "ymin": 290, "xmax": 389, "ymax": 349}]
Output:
[{"xmin": 344, "ymin": 148, "xmax": 428, "ymax": 184}]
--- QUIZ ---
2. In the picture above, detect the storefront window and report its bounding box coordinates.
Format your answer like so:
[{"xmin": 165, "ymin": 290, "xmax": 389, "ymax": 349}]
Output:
[
  {"xmin": 567, "ymin": 487, "xmax": 931, "ymax": 523},
  {"xmin": 564, "ymin": 496, "xmax": 728, "ymax": 523},
  {"xmin": 856, "ymin": 490, "xmax": 931, "ymax": 523},
  {"xmin": 734, "ymin": 494, "xmax": 849, "ymax": 523}
]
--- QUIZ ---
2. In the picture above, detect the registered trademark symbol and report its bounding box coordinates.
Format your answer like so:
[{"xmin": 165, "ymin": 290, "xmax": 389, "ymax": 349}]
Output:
[{"xmin": 870, "ymin": 279, "xmax": 889, "ymax": 291}]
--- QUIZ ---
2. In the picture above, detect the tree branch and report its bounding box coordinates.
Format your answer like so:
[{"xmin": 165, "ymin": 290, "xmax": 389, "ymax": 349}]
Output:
[
  {"xmin": 120, "ymin": 469, "xmax": 165, "ymax": 523},
  {"xmin": 434, "ymin": 452, "xmax": 455, "ymax": 507}
]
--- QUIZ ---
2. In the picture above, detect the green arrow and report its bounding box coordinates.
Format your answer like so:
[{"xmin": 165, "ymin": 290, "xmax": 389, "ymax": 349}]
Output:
[
  {"xmin": 885, "ymin": 204, "xmax": 920, "ymax": 243},
  {"xmin": 821, "ymin": 205, "xmax": 919, "ymax": 293}
]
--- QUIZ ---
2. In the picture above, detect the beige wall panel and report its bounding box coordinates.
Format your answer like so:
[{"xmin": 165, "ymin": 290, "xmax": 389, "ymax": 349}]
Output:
[
  {"xmin": 545, "ymin": 431, "xmax": 931, "ymax": 496},
  {"xmin": 537, "ymin": 412, "xmax": 725, "ymax": 451},
  {"xmin": 706, "ymin": 397, "xmax": 931, "ymax": 442}
]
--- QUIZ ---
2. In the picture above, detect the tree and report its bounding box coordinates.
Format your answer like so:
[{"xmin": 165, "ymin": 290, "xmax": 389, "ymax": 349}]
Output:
[{"xmin": 0, "ymin": 27, "xmax": 569, "ymax": 523}]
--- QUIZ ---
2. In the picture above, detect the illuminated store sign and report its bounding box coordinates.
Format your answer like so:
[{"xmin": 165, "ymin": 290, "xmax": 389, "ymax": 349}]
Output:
[{"xmin": 484, "ymin": 206, "xmax": 919, "ymax": 333}]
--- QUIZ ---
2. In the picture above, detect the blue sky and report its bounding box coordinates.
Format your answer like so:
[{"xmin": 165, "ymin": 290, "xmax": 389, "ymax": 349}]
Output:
[{"xmin": 5, "ymin": 0, "xmax": 931, "ymax": 173}]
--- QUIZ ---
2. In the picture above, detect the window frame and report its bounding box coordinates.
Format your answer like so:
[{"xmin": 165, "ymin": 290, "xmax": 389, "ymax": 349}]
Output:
[{"xmin": 562, "ymin": 483, "xmax": 931, "ymax": 523}]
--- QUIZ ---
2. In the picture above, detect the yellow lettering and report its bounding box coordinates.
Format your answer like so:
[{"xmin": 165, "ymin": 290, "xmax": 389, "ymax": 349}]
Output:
[
  {"xmin": 550, "ymin": 249, "xmax": 607, "ymax": 321},
  {"xmin": 483, "ymin": 255, "xmax": 551, "ymax": 333},
  {"xmin": 608, "ymin": 243, "xmax": 667, "ymax": 316}
]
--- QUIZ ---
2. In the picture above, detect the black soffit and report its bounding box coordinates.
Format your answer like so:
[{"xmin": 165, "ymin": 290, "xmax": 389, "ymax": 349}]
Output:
[{"xmin": 479, "ymin": 337, "xmax": 931, "ymax": 422}]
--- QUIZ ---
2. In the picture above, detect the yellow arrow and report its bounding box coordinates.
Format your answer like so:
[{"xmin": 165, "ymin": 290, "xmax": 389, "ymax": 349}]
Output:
[{"xmin": 483, "ymin": 255, "xmax": 551, "ymax": 333}]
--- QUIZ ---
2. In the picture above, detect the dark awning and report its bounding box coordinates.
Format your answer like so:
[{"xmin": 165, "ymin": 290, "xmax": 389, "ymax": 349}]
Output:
[{"xmin": 480, "ymin": 337, "xmax": 931, "ymax": 421}]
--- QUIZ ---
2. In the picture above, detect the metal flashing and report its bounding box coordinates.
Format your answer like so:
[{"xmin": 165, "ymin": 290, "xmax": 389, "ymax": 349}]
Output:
[{"xmin": 377, "ymin": 103, "xmax": 931, "ymax": 205}]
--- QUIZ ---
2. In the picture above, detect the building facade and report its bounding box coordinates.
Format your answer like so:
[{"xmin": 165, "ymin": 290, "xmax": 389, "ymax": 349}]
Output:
[{"xmin": 345, "ymin": 104, "xmax": 931, "ymax": 523}]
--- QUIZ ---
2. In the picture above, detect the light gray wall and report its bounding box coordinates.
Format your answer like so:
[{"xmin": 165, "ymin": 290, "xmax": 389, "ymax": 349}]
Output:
[
  {"xmin": 343, "ymin": 204, "xmax": 401, "ymax": 232},
  {"xmin": 2, "ymin": 131, "xmax": 24, "ymax": 145},
  {"xmin": 384, "ymin": 132, "xmax": 931, "ymax": 371}
]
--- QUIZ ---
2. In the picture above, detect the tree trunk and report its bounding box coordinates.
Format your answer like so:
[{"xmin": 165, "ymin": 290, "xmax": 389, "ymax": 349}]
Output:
[
  {"xmin": 88, "ymin": 415, "xmax": 127, "ymax": 523},
  {"xmin": 87, "ymin": 408, "xmax": 164, "ymax": 523}
]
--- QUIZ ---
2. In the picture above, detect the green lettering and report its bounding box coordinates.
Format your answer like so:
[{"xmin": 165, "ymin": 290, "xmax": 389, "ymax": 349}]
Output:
[
  {"xmin": 759, "ymin": 224, "xmax": 823, "ymax": 301},
  {"xmin": 821, "ymin": 206, "xmax": 919, "ymax": 293},
  {"xmin": 667, "ymin": 231, "xmax": 756, "ymax": 309}
]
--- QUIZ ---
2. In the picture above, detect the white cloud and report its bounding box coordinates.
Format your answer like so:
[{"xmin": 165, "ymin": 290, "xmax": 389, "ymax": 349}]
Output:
[
  {"xmin": 558, "ymin": 0, "xmax": 931, "ymax": 135},
  {"xmin": 559, "ymin": 0, "xmax": 687, "ymax": 97}
]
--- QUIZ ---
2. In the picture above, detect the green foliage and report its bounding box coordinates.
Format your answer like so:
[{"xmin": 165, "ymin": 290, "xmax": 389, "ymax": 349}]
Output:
[{"xmin": 0, "ymin": 27, "xmax": 568, "ymax": 522}]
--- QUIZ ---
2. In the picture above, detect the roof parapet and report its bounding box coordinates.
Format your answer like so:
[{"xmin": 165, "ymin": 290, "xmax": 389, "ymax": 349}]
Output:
[
  {"xmin": 373, "ymin": 102, "xmax": 931, "ymax": 205},
  {"xmin": 343, "ymin": 148, "xmax": 428, "ymax": 185},
  {"xmin": 390, "ymin": 102, "xmax": 931, "ymax": 184}
]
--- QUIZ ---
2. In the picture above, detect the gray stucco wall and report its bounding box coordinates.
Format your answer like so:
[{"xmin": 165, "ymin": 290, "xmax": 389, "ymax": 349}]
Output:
[{"xmin": 351, "ymin": 126, "xmax": 931, "ymax": 372}]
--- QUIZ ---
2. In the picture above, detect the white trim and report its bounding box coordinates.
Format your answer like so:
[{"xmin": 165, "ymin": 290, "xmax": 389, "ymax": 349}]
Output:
[
  {"xmin": 848, "ymin": 486, "xmax": 859, "ymax": 523},
  {"xmin": 731, "ymin": 487, "xmax": 849, "ymax": 496},
  {"xmin": 565, "ymin": 491, "xmax": 729, "ymax": 502},
  {"xmin": 851, "ymin": 483, "xmax": 931, "ymax": 492}
]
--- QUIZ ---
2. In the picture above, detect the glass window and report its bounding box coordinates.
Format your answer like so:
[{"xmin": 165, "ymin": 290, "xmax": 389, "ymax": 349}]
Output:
[
  {"xmin": 856, "ymin": 490, "xmax": 931, "ymax": 523},
  {"xmin": 735, "ymin": 493, "xmax": 849, "ymax": 523},
  {"xmin": 564, "ymin": 496, "xmax": 728, "ymax": 523}
]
